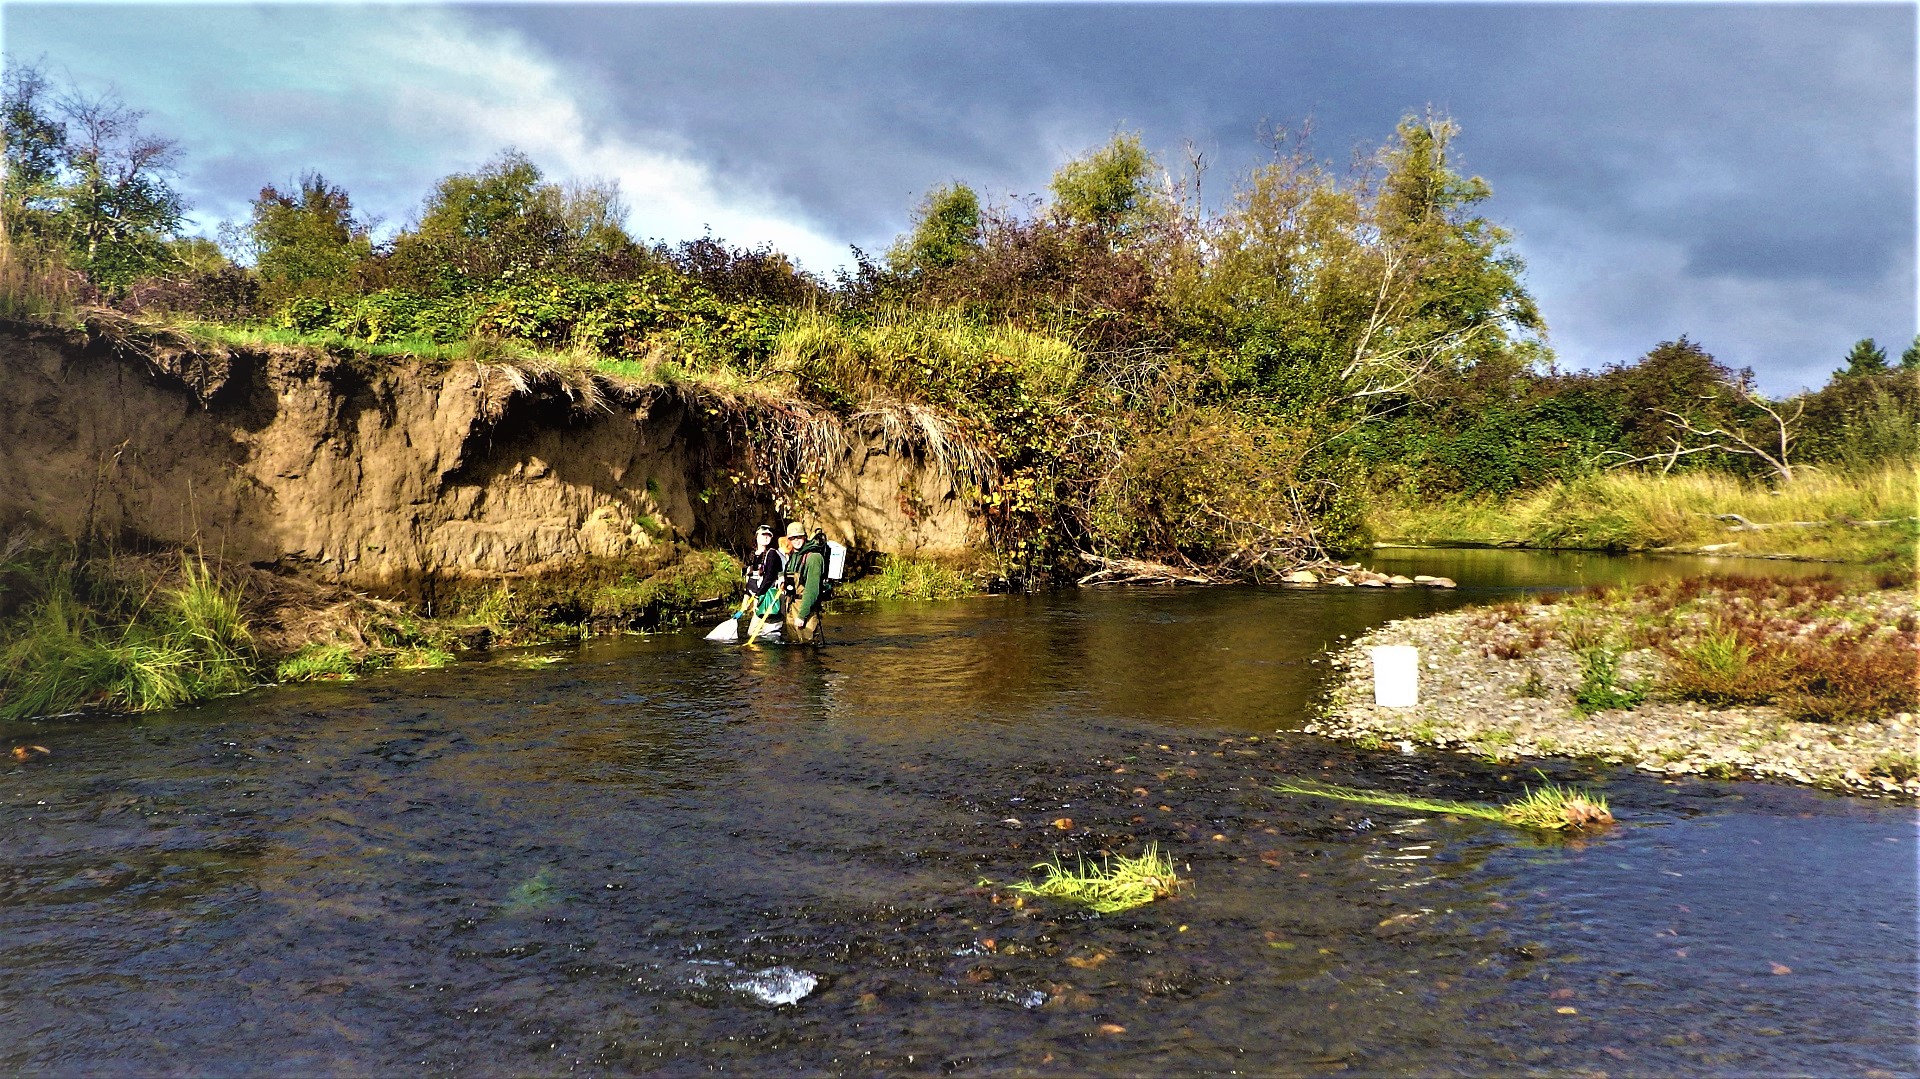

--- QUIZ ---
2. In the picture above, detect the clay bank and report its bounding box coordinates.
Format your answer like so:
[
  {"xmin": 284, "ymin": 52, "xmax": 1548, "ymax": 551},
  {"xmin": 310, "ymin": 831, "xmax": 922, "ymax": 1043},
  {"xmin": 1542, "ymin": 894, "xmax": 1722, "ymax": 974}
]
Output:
[{"xmin": 0, "ymin": 319, "xmax": 976, "ymax": 596}]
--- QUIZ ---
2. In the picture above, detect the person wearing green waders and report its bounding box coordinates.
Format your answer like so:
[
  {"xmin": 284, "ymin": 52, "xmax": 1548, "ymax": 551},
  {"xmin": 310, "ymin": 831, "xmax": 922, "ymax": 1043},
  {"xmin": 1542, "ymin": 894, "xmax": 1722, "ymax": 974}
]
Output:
[{"xmin": 782, "ymin": 522, "xmax": 829, "ymax": 645}]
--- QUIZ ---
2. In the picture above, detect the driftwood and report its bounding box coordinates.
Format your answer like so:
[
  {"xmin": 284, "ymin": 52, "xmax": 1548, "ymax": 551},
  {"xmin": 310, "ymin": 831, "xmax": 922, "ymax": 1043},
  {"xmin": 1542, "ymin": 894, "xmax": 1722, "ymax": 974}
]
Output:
[
  {"xmin": 1075, "ymin": 551, "xmax": 1384, "ymax": 588},
  {"xmin": 1710, "ymin": 513, "xmax": 1917, "ymax": 532},
  {"xmin": 1076, "ymin": 553, "xmax": 1217, "ymax": 586}
]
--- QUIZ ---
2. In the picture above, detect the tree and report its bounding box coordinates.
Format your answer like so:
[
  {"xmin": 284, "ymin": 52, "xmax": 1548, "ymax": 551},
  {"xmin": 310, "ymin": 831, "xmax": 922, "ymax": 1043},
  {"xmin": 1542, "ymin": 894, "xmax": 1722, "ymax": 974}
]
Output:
[
  {"xmin": 387, "ymin": 150, "xmax": 640, "ymax": 288},
  {"xmin": 1355, "ymin": 112, "xmax": 1544, "ymax": 386},
  {"xmin": 1902, "ymin": 335, "xmax": 1920, "ymax": 372},
  {"xmin": 1840, "ymin": 337, "xmax": 1889, "ymax": 378},
  {"xmin": 1049, "ymin": 134, "xmax": 1157, "ymax": 240},
  {"xmin": 2, "ymin": 63, "xmax": 66, "ymax": 214},
  {"xmin": 1, "ymin": 60, "xmax": 186, "ymax": 291},
  {"xmin": 892, "ymin": 182, "xmax": 981, "ymax": 273},
  {"xmin": 244, "ymin": 172, "xmax": 370, "ymax": 302}
]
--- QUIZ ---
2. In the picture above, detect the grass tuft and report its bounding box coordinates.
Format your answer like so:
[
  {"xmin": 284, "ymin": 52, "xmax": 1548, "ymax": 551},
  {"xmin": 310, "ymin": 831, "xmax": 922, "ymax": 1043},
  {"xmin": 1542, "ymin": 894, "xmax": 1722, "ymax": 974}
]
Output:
[
  {"xmin": 276, "ymin": 642, "xmax": 358, "ymax": 682},
  {"xmin": 0, "ymin": 554, "xmax": 256, "ymax": 720},
  {"xmin": 1272, "ymin": 777, "xmax": 1613, "ymax": 831},
  {"xmin": 1009, "ymin": 844, "xmax": 1179, "ymax": 914},
  {"xmin": 837, "ymin": 555, "xmax": 981, "ymax": 602}
]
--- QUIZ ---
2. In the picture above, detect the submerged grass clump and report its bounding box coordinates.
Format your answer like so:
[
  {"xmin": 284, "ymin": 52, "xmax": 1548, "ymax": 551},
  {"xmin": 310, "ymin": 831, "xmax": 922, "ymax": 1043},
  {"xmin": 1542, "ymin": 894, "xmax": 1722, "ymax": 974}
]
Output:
[
  {"xmin": 1272, "ymin": 777, "xmax": 1613, "ymax": 831},
  {"xmin": 1010, "ymin": 844, "xmax": 1179, "ymax": 914}
]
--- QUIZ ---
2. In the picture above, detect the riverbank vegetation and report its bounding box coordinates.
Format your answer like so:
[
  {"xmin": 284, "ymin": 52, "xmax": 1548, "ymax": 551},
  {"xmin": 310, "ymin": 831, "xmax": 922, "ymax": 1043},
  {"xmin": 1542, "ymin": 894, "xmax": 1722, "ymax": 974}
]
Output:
[
  {"xmin": 12, "ymin": 59, "xmax": 1911, "ymax": 583},
  {"xmin": 1315, "ymin": 573, "xmax": 1920, "ymax": 797},
  {"xmin": 3, "ymin": 61, "xmax": 1913, "ymax": 718},
  {"xmin": 0, "ymin": 538, "xmax": 740, "ymax": 718},
  {"xmin": 835, "ymin": 554, "xmax": 984, "ymax": 602},
  {"xmin": 1369, "ymin": 460, "xmax": 1916, "ymax": 564}
]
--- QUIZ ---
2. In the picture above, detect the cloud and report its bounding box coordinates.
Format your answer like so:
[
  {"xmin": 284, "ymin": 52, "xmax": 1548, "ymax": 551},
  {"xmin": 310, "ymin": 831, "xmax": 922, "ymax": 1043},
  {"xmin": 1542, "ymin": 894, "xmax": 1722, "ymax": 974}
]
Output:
[
  {"xmin": 1517, "ymin": 217, "xmax": 1909, "ymax": 395},
  {"xmin": 7, "ymin": 3, "xmax": 1913, "ymax": 390},
  {"xmin": 8, "ymin": 5, "xmax": 851, "ymax": 270}
]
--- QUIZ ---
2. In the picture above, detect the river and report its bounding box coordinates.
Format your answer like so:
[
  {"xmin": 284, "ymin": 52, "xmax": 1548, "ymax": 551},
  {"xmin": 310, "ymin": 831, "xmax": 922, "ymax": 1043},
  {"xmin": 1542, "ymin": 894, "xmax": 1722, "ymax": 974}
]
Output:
[{"xmin": 2, "ymin": 552, "xmax": 1913, "ymax": 1075}]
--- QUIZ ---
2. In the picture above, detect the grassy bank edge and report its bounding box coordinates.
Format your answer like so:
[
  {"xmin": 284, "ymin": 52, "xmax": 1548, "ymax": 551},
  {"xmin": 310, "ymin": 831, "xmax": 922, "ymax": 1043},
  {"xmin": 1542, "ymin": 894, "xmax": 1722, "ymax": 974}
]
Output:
[
  {"xmin": 1366, "ymin": 463, "xmax": 1917, "ymax": 566},
  {"xmin": 0, "ymin": 544, "xmax": 744, "ymax": 723}
]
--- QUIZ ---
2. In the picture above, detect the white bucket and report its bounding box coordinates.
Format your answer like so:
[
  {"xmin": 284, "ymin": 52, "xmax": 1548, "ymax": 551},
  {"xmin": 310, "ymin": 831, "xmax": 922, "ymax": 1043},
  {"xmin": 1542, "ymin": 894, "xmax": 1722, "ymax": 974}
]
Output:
[{"xmin": 1369, "ymin": 645, "xmax": 1420, "ymax": 708}]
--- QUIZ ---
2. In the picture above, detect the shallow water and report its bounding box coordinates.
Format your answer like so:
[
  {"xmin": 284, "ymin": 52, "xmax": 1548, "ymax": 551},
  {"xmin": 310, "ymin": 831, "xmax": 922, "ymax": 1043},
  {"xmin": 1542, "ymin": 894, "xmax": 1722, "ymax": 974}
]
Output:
[{"xmin": 2, "ymin": 554, "xmax": 1913, "ymax": 1075}]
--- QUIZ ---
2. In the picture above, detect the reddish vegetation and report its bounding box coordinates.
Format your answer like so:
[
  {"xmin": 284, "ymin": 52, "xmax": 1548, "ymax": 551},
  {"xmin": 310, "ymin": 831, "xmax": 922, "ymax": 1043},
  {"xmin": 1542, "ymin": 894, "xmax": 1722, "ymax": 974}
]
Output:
[{"xmin": 1469, "ymin": 573, "xmax": 1917, "ymax": 723}]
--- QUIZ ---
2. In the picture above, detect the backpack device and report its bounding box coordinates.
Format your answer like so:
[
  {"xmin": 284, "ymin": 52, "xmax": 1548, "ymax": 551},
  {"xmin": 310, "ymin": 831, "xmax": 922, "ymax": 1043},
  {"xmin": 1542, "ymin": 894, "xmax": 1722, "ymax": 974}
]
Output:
[{"xmin": 821, "ymin": 539, "xmax": 847, "ymax": 598}]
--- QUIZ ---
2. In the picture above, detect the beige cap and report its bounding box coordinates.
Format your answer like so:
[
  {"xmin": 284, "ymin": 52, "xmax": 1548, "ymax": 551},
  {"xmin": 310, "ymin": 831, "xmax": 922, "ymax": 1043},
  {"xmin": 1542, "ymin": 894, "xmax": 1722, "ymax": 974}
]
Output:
[{"xmin": 784, "ymin": 522, "xmax": 806, "ymax": 539}]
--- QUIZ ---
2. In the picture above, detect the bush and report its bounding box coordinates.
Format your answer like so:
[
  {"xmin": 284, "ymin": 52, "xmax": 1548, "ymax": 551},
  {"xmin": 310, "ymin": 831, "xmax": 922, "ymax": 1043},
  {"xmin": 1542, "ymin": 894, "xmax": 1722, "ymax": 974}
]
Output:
[{"xmin": 1572, "ymin": 646, "xmax": 1648, "ymax": 713}]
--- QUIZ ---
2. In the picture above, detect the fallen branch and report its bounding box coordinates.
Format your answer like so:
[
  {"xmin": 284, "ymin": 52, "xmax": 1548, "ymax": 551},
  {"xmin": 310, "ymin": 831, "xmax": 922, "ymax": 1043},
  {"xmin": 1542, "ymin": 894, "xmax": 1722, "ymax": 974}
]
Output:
[{"xmin": 1076, "ymin": 553, "xmax": 1216, "ymax": 586}]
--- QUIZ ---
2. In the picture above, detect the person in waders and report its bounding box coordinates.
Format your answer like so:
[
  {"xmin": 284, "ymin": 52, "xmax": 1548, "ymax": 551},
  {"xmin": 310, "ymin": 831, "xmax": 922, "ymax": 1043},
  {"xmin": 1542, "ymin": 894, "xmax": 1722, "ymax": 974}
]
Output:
[
  {"xmin": 783, "ymin": 522, "xmax": 829, "ymax": 645},
  {"xmin": 738, "ymin": 523, "xmax": 785, "ymax": 638}
]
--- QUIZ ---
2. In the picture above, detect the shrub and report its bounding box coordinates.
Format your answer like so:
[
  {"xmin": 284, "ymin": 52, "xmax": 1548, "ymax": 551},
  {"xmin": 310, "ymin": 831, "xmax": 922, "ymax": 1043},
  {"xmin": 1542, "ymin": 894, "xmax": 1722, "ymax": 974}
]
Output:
[
  {"xmin": 1775, "ymin": 626, "xmax": 1918, "ymax": 723},
  {"xmin": 1572, "ymin": 646, "xmax": 1648, "ymax": 713}
]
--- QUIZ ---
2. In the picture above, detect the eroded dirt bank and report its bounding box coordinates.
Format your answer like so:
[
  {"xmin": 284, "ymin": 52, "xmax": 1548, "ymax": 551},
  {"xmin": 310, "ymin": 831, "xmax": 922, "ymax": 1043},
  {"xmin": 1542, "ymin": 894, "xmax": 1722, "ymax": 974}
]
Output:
[{"xmin": 0, "ymin": 321, "xmax": 978, "ymax": 596}]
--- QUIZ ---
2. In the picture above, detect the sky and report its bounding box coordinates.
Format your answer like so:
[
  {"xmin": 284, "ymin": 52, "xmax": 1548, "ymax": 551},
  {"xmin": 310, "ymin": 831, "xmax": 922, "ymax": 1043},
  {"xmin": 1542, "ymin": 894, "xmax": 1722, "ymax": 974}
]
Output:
[{"xmin": 3, "ymin": 2, "xmax": 1913, "ymax": 393}]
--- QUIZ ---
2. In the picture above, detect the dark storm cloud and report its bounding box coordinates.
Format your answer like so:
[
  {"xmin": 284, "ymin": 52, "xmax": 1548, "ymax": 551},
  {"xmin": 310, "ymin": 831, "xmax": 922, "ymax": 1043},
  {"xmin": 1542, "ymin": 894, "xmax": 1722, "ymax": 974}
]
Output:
[
  {"xmin": 469, "ymin": 3, "xmax": 1913, "ymax": 387},
  {"xmin": 9, "ymin": 3, "xmax": 1911, "ymax": 390}
]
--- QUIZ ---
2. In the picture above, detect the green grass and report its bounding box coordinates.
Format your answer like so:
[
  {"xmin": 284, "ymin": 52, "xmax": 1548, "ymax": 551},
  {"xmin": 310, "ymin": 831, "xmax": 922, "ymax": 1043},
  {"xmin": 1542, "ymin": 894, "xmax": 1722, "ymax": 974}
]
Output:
[
  {"xmin": 837, "ymin": 555, "xmax": 981, "ymax": 602},
  {"xmin": 1272, "ymin": 778, "xmax": 1614, "ymax": 831},
  {"xmin": 0, "ymin": 555, "xmax": 257, "ymax": 720},
  {"xmin": 1370, "ymin": 462, "xmax": 1917, "ymax": 565},
  {"xmin": 1009, "ymin": 844, "xmax": 1180, "ymax": 914},
  {"xmin": 179, "ymin": 320, "xmax": 482, "ymax": 362},
  {"xmin": 276, "ymin": 642, "xmax": 358, "ymax": 682},
  {"xmin": 1571, "ymin": 646, "xmax": 1649, "ymax": 713}
]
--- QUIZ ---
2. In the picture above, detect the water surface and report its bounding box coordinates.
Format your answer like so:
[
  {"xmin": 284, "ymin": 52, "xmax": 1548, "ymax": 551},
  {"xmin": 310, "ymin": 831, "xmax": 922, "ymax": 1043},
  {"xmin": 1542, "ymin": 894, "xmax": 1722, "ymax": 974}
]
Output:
[{"xmin": 2, "ymin": 553, "xmax": 1912, "ymax": 1075}]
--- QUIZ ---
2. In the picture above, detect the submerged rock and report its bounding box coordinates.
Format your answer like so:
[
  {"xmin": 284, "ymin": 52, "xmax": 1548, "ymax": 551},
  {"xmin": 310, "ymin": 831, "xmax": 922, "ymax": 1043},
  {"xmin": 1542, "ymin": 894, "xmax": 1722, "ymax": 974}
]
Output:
[{"xmin": 728, "ymin": 966, "xmax": 820, "ymax": 1007}]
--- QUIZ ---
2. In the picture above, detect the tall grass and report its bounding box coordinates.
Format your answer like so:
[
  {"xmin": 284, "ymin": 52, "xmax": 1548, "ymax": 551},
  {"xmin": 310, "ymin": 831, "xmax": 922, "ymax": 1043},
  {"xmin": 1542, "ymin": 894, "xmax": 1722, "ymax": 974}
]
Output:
[
  {"xmin": 0, "ymin": 554, "xmax": 257, "ymax": 720},
  {"xmin": 1370, "ymin": 461, "xmax": 1918, "ymax": 563},
  {"xmin": 836, "ymin": 555, "xmax": 981, "ymax": 602},
  {"xmin": 0, "ymin": 222, "xmax": 78, "ymax": 325}
]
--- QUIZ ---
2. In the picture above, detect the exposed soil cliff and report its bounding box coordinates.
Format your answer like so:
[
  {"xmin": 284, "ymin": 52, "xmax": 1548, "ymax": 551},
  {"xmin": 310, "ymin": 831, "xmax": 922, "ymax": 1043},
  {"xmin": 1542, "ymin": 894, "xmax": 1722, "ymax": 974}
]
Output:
[{"xmin": 0, "ymin": 322, "xmax": 980, "ymax": 597}]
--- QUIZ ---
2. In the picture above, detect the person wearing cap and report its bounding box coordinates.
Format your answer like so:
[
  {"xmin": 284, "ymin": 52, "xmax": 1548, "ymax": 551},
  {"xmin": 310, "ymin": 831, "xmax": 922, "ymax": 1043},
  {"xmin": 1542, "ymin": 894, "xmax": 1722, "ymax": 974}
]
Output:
[
  {"xmin": 782, "ymin": 522, "xmax": 829, "ymax": 645},
  {"xmin": 731, "ymin": 523, "xmax": 785, "ymax": 640},
  {"xmin": 744, "ymin": 523, "xmax": 783, "ymax": 599}
]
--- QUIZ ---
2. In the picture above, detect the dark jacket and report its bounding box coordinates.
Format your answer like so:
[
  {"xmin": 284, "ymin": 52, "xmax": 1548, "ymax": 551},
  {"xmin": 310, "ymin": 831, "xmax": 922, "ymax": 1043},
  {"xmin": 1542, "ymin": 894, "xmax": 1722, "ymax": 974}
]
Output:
[{"xmin": 746, "ymin": 547, "xmax": 784, "ymax": 596}]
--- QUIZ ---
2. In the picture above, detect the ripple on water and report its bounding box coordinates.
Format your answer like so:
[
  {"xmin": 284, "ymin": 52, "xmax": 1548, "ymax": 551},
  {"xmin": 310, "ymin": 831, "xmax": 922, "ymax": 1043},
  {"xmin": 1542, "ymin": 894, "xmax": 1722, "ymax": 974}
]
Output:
[{"xmin": 0, "ymin": 557, "xmax": 1913, "ymax": 1075}]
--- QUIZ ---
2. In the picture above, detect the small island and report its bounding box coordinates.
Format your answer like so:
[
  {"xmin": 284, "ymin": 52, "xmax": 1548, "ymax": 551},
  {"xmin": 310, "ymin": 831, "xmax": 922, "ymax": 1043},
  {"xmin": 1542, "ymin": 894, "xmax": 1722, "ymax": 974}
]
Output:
[{"xmin": 1314, "ymin": 571, "xmax": 1919, "ymax": 798}]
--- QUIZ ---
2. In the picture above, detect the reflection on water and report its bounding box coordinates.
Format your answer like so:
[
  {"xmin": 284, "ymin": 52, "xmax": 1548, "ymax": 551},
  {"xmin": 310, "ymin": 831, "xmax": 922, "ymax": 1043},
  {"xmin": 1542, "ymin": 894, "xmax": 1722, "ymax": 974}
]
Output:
[{"xmin": 1, "ymin": 552, "xmax": 1913, "ymax": 1075}]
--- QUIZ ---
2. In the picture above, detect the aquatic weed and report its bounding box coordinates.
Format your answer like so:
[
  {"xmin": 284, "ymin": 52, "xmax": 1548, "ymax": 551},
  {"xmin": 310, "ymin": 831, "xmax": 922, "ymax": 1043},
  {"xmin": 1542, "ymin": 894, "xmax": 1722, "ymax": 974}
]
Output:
[
  {"xmin": 1271, "ymin": 777, "xmax": 1613, "ymax": 831},
  {"xmin": 1010, "ymin": 844, "xmax": 1179, "ymax": 914}
]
